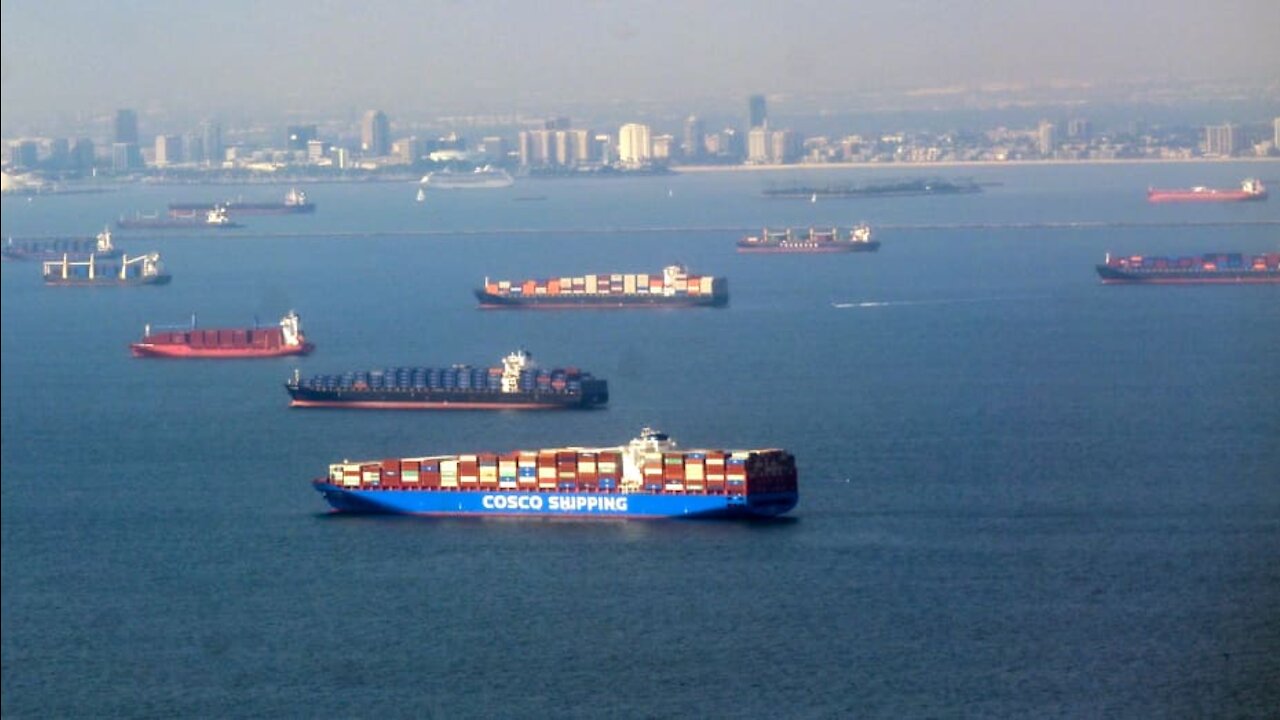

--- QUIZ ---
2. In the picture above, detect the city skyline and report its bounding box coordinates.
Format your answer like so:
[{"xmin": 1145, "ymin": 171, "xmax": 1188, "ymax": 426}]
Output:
[{"xmin": 3, "ymin": 0, "xmax": 1279, "ymax": 133}]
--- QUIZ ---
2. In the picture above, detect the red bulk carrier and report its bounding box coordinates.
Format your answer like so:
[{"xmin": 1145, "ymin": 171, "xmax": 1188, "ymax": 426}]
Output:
[
  {"xmin": 1147, "ymin": 178, "xmax": 1267, "ymax": 203},
  {"xmin": 130, "ymin": 311, "xmax": 314, "ymax": 358}
]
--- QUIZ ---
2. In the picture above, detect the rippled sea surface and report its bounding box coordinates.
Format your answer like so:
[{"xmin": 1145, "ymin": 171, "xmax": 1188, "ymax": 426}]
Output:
[{"xmin": 3, "ymin": 162, "xmax": 1279, "ymax": 718}]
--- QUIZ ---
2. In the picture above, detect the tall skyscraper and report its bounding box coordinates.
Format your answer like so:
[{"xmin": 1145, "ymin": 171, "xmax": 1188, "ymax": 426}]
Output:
[
  {"xmin": 747, "ymin": 126, "xmax": 769, "ymax": 163},
  {"xmin": 361, "ymin": 110, "xmax": 390, "ymax": 156},
  {"xmin": 748, "ymin": 95, "xmax": 767, "ymax": 129},
  {"xmin": 71, "ymin": 138, "xmax": 95, "ymax": 171},
  {"xmin": 617, "ymin": 123, "xmax": 652, "ymax": 165},
  {"xmin": 201, "ymin": 121, "xmax": 223, "ymax": 166},
  {"xmin": 114, "ymin": 109, "xmax": 139, "ymax": 145},
  {"xmin": 1038, "ymin": 120, "xmax": 1057, "ymax": 157},
  {"xmin": 682, "ymin": 115, "xmax": 705, "ymax": 160}
]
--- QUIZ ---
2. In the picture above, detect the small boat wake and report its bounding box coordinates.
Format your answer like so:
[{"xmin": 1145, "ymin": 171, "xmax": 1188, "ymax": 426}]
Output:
[{"xmin": 832, "ymin": 295, "xmax": 1046, "ymax": 309}]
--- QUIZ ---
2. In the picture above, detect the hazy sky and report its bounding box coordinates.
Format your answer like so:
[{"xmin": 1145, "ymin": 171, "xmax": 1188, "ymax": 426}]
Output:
[{"xmin": 3, "ymin": 0, "xmax": 1278, "ymax": 128}]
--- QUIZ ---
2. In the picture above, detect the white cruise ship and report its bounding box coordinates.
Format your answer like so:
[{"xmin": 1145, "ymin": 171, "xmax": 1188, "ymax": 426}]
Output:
[{"xmin": 419, "ymin": 165, "xmax": 515, "ymax": 190}]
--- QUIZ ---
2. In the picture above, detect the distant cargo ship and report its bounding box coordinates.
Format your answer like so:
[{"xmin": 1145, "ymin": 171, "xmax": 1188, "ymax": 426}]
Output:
[
  {"xmin": 42, "ymin": 252, "xmax": 170, "ymax": 286},
  {"xmin": 1096, "ymin": 252, "xmax": 1280, "ymax": 284},
  {"xmin": 286, "ymin": 349, "xmax": 607, "ymax": 410},
  {"xmin": 118, "ymin": 206, "xmax": 241, "ymax": 229},
  {"xmin": 1147, "ymin": 178, "xmax": 1267, "ymax": 203},
  {"xmin": 311, "ymin": 427, "xmax": 798, "ymax": 519},
  {"xmin": 763, "ymin": 178, "xmax": 981, "ymax": 199},
  {"xmin": 420, "ymin": 166, "xmax": 514, "ymax": 190},
  {"xmin": 738, "ymin": 224, "xmax": 879, "ymax": 253},
  {"xmin": 477, "ymin": 264, "xmax": 728, "ymax": 308},
  {"xmin": 131, "ymin": 311, "xmax": 313, "ymax": 358},
  {"xmin": 3, "ymin": 228, "xmax": 120, "ymax": 261},
  {"xmin": 168, "ymin": 187, "xmax": 315, "ymax": 217}
]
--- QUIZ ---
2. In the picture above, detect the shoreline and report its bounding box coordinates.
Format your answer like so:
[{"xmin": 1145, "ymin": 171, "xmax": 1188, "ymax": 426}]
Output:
[{"xmin": 671, "ymin": 156, "xmax": 1280, "ymax": 174}]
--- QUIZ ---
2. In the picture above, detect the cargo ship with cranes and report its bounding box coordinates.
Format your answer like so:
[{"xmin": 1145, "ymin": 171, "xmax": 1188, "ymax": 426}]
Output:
[
  {"xmin": 130, "ymin": 311, "xmax": 314, "ymax": 358},
  {"xmin": 738, "ymin": 224, "xmax": 879, "ymax": 253}
]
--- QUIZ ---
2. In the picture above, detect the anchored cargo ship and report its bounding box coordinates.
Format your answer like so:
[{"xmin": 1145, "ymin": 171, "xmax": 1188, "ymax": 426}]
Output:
[
  {"xmin": 311, "ymin": 427, "xmax": 798, "ymax": 519},
  {"xmin": 42, "ymin": 252, "xmax": 170, "ymax": 286},
  {"xmin": 738, "ymin": 224, "xmax": 878, "ymax": 253},
  {"xmin": 118, "ymin": 206, "xmax": 241, "ymax": 229},
  {"xmin": 1147, "ymin": 178, "xmax": 1268, "ymax": 203},
  {"xmin": 420, "ymin": 166, "xmax": 514, "ymax": 190},
  {"xmin": 3, "ymin": 228, "xmax": 120, "ymax": 261},
  {"xmin": 477, "ymin": 264, "xmax": 728, "ymax": 308},
  {"xmin": 1096, "ymin": 252, "xmax": 1280, "ymax": 284},
  {"xmin": 764, "ymin": 177, "xmax": 981, "ymax": 199},
  {"xmin": 168, "ymin": 188, "xmax": 315, "ymax": 217},
  {"xmin": 131, "ymin": 311, "xmax": 313, "ymax": 358},
  {"xmin": 286, "ymin": 349, "xmax": 607, "ymax": 409}
]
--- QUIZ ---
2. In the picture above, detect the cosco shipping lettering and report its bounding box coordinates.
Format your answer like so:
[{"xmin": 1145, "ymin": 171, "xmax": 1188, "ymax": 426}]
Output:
[{"xmin": 313, "ymin": 428, "xmax": 798, "ymax": 520}]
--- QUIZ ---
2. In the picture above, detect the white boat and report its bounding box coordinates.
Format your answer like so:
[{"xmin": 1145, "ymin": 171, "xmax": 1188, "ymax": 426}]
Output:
[
  {"xmin": 416, "ymin": 187, "xmax": 426, "ymax": 203},
  {"xmin": 420, "ymin": 165, "xmax": 514, "ymax": 190}
]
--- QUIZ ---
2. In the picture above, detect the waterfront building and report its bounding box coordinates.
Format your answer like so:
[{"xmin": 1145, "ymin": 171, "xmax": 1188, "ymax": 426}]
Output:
[
  {"xmin": 8, "ymin": 140, "xmax": 39, "ymax": 168},
  {"xmin": 617, "ymin": 123, "xmax": 652, "ymax": 165},
  {"xmin": 747, "ymin": 126, "xmax": 769, "ymax": 163},
  {"xmin": 770, "ymin": 129, "xmax": 801, "ymax": 164},
  {"xmin": 1038, "ymin": 120, "xmax": 1057, "ymax": 157},
  {"xmin": 154, "ymin": 135, "xmax": 183, "ymax": 166},
  {"xmin": 306, "ymin": 139, "xmax": 327, "ymax": 163},
  {"xmin": 361, "ymin": 110, "xmax": 390, "ymax": 157},
  {"xmin": 71, "ymin": 138, "xmax": 95, "ymax": 171},
  {"xmin": 111, "ymin": 142, "xmax": 142, "ymax": 172},
  {"xmin": 683, "ymin": 115, "xmax": 705, "ymax": 160},
  {"xmin": 201, "ymin": 121, "xmax": 223, "ymax": 167},
  {"xmin": 1205, "ymin": 123, "xmax": 1239, "ymax": 157}
]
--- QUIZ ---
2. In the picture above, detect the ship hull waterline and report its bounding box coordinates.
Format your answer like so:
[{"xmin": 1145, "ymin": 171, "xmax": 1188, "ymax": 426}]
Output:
[{"xmin": 312, "ymin": 484, "xmax": 798, "ymax": 519}]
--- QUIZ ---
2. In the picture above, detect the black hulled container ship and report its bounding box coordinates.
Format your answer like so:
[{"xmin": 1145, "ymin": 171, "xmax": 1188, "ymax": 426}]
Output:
[
  {"xmin": 1096, "ymin": 252, "xmax": 1280, "ymax": 284},
  {"xmin": 286, "ymin": 350, "xmax": 607, "ymax": 409},
  {"xmin": 476, "ymin": 264, "xmax": 727, "ymax": 308}
]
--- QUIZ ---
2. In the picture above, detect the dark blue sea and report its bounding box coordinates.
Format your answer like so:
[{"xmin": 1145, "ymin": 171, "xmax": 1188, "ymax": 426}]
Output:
[{"xmin": 3, "ymin": 162, "xmax": 1278, "ymax": 718}]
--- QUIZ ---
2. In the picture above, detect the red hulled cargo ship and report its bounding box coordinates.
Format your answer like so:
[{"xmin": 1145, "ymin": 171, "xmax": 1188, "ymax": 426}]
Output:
[
  {"xmin": 130, "ymin": 311, "xmax": 314, "ymax": 358},
  {"xmin": 1096, "ymin": 252, "xmax": 1280, "ymax": 284},
  {"xmin": 311, "ymin": 428, "xmax": 798, "ymax": 519},
  {"xmin": 476, "ymin": 264, "xmax": 727, "ymax": 308},
  {"xmin": 1146, "ymin": 178, "xmax": 1267, "ymax": 203},
  {"xmin": 738, "ymin": 224, "xmax": 879, "ymax": 253}
]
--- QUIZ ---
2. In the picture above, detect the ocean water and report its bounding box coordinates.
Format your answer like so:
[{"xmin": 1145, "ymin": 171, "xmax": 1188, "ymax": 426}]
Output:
[{"xmin": 2, "ymin": 162, "xmax": 1278, "ymax": 718}]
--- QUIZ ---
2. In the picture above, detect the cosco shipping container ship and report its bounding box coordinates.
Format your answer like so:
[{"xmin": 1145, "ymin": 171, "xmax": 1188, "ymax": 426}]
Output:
[
  {"xmin": 1097, "ymin": 252, "xmax": 1280, "ymax": 284},
  {"xmin": 286, "ymin": 350, "xmax": 607, "ymax": 409},
  {"xmin": 312, "ymin": 428, "xmax": 798, "ymax": 519},
  {"xmin": 476, "ymin": 264, "xmax": 728, "ymax": 308}
]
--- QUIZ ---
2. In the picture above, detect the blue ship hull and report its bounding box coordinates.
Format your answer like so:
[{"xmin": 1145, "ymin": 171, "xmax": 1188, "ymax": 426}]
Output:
[{"xmin": 312, "ymin": 483, "xmax": 797, "ymax": 519}]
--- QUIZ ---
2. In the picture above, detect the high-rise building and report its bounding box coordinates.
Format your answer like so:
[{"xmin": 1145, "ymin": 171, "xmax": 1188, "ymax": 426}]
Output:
[
  {"xmin": 1038, "ymin": 120, "xmax": 1057, "ymax": 157},
  {"xmin": 769, "ymin": 129, "xmax": 801, "ymax": 164},
  {"xmin": 1067, "ymin": 118, "xmax": 1092, "ymax": 140},
  {"xmin": 286, "ymin": 125, "xmax": 318, "ymax": 151},
  {"xmin": 361, "ymin": 110, "xmax": 390, "ymax": 156},
  {"xmin": 9, "ymin": 140, "xmax": 39, "ymax": 168},
  {"xmin": 71, "ymin": 138, "xmax": 95, "ymax": 171},
  {"xmin": 1205, "ymin": 123, "xmax": 1239, "ymax": 157},
  {"xmin": 748, "ymin": 95, "xmax": 767, "ymax": 129},
  {"xmin": 617, "ymin": 123, "xmax": 652, "ymax": 165},
  {"xmin": 307, "ymin": 139, "xmax": 327, "ymax": 163},
  {"xmin": 747, "ymin": 126, "xmax": 770, "ymax": 163},
  {"xmin": 519, "ymin": 129, "xmax": 555, "ymax": 167},
  {"xmin": 1274, "ymin": 117, "xmax": 1279, "ymax": 147},
  {"xmin": 48, "ymin": 138, "xmax": 70, "ymax": 170},
  {"xmin": 201, "ymin": 121, "xmax": 223, "ymax": 166},
  {"xmin": 682, "ymin": 115, "xmax": 705, "ymax": 160},
  {"xmin": 114, "ymin": 109, "xmax": 139, "ymax": 145},
  {"xmin": 111, "ymin": 142, "xmax": 142, "ymax": 172},
  {"xmin": 154, "ymin": 135, "xmax": 183, "ymax": 166}
]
